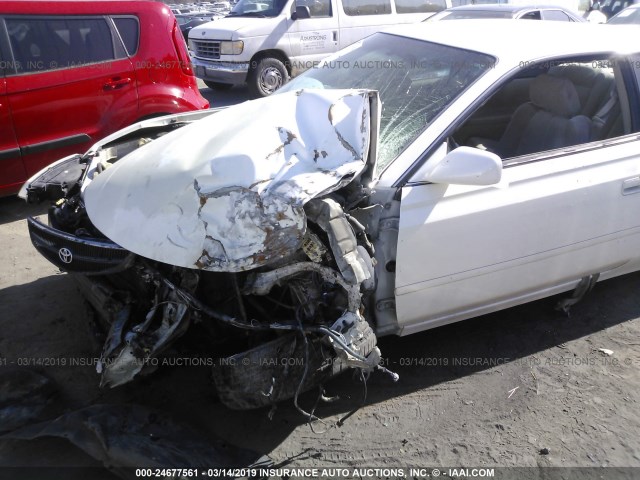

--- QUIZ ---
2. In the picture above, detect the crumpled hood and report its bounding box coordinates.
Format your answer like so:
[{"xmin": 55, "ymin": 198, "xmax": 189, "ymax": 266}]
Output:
[{"xmin": 84, "ymin": 89, "xmax": 375, "ymax": 272}]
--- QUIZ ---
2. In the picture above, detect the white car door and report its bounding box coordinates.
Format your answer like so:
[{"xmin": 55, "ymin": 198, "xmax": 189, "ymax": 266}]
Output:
[{"xmin": 394, "ymin": 60, "xmax": 640, "ymax": 335}]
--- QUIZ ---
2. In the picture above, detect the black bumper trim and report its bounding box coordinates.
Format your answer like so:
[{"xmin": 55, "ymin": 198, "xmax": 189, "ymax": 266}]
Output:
[{"xmin": 27, "ymin": 216, "xmax": 135, "ymax": 275}]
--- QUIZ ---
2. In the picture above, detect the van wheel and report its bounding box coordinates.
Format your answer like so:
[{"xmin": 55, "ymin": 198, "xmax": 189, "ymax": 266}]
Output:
[
  {"xmin": 204, "ymin": 81, "xmax": 233, "ymax": 91},
  {"xmin": 248, "ymin": 57, "xmax": 289, "ymax": 98}
]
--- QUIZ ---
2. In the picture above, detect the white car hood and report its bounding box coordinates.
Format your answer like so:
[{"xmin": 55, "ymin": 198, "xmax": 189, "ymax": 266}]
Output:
[
  {"xmin": 84, "ymin": 89, "xmax": 375, "ymax": 272},
  {"xmin": 190, "ymin": 17, "xmax": 268, "ymax": 40}
]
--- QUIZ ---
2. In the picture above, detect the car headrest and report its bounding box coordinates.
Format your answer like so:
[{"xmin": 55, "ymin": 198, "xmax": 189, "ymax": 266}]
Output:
[
  {"xmin": 548, "ymin": 64, "xmax": 601, "ymax": 88},
  {"xmin": 529, "ymin": 74, "xmax": 581, "ymax": 118}
]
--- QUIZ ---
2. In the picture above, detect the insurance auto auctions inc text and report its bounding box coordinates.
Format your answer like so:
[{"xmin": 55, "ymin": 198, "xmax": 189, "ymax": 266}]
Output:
[{"xmin": 190, "ymin": 467, "xmax": 495, "ymax": 478}]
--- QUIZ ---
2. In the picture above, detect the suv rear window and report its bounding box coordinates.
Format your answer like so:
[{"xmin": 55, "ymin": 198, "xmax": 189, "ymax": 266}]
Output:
[
  {"xmin": 6, "ymin": 17, "xmax": 116, "ymax": 74},
  {"xmin": 112, "ymin": 17, "xmax": 139, "ymax": 56}
]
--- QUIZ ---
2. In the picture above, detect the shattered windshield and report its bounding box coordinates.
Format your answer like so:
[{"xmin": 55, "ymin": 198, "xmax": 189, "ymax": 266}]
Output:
[
  {"xmin": 279, "ymin": 33, "xmax": 495, "ymax": 170},
  {"xmin": 227, "ymin": 0, "xmax": 288, "ymax": 17},
  {"xmin": 608, "ymin": 6, "xmax": 640, "ymax": 23}
]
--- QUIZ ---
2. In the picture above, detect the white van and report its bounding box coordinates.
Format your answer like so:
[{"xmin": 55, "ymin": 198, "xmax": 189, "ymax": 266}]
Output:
[{"xmin": 188, "ymin": 0, "xmax": 450, "ymax": 97}]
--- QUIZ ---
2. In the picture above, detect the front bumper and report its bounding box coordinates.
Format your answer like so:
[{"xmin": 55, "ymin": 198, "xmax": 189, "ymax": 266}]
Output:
[
  {"xmin": 27, "ymin": 217, "xmax": 134, "ymax": 275},
  {"xmin": 192, "ymin": 57, "xmax": 249, "ymax": 85}
]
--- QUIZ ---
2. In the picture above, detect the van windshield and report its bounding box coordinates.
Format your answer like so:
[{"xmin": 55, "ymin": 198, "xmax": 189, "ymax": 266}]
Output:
[
  {"xmin": 278, "ymin": 33, "xmax": 495, "ymax": 171},
  {"xmin": 227, "ymin": 0, "xmax": 288, "ymax": 17}
]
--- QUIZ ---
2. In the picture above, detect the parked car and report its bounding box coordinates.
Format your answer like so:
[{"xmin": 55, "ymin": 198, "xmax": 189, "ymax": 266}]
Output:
[
  {"xmin": 0, "ymin": 1, "xmax": 209, "ymax": 197},
  {"xmin": 189, "ymin": 0, "xmax": 451, "ymax": 97},
  {"xmin": 587, "ymin": 0, "xmax": 639, "ymax": 21},
  {"xmin": 176, "ymin": 13, "xmax": 221, "ymax": 41},
  {"xmin": 20, "ymin": 21, "xmax": 640, "ymax": 410},
  {"xmin": 607, "ymin": 2, "xmax": 640, "ymax": 22},
  {"xmin": 427, "ymin": 3, "xmax": 585, "ymax": 21}
]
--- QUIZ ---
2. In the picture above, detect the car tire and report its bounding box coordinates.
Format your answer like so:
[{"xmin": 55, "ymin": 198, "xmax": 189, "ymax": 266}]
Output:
[
  {"xmin": 203, "ymin": 81, "xmax": 233, "ymax": 91},
  {"xmin": 247, "ymin": 57, "xmax": 289, "ymax": 98}
]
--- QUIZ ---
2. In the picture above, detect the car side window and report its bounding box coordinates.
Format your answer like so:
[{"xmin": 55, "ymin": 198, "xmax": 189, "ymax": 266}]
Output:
[
  {"xmin": 6, "ymin": 17, "xmax": 116, "ymax": 75},
  {"xmin": 111, "ymin": 17, "xmax": 139, "ymax": 56},
  {"xmin": 297, "ymin": 0, "xmax": 333, "ymax": 17},
  {"xmin": 342, "ymin": 0, "xmax": 392, "ymax": 16},
  {"xmin": 451, "ymin": 58, "xmax": 634, "ymax": 162},
  {"xmin": 543, "ymin": 9, "xmax": 572, "ymax": 21},
  {"xmin": 520, "ymin": 11, "xmax": 542, "ymax": 19}
]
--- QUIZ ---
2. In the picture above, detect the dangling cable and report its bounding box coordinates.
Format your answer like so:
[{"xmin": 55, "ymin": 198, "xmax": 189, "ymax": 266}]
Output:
[
  {"xmin": 293, "ymin": 307, "xmax": 330, "ymax": 432},
  {"xmin": 336, "ymin": 369, "xmax": 368, "ymax": 427}
]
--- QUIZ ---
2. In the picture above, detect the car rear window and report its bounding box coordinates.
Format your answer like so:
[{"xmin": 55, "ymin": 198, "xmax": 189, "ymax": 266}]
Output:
[
  {"xmin": 112, "ymin": 17, "xmax": 139, "ymax": 56},
  {"xmin": 6, "ymin": 16, "xmax": 115, "ymax": 74}
]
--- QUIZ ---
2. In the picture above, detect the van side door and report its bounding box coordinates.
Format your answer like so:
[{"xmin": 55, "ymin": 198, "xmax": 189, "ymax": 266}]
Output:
[
  {"xmin": 3, "ymin": 15, "xmax": 138, "ymax": 179},
  {"xmin": 288, "ymin": 0, "xmax": 339, "ymax": 75}
]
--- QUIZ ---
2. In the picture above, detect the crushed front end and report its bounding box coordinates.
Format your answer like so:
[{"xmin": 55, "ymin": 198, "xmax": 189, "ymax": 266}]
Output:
[{"xmin": 21, "ymin": 90, "xmax": 395, "ymax": 411}]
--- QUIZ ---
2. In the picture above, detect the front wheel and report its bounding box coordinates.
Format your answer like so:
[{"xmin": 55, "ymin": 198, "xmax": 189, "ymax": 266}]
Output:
[{"xmin": 247, "ymin": 57, "xmax": 289, "ymax": 98}]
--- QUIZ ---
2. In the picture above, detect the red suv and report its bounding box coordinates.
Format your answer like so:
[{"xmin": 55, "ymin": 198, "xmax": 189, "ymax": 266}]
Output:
[{"xmin": 0, "ymin": 0, "xmax": 209, "ymax": 196}]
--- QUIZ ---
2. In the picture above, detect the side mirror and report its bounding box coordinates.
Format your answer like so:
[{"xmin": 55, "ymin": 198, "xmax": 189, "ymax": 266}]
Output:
[
  {"xmin": 424, "ymin": 146, "xmax": 502, "ymax": 186},
  {"xmin": 292, "ymin": 5, "xmax": 311, "ymax": 19}
]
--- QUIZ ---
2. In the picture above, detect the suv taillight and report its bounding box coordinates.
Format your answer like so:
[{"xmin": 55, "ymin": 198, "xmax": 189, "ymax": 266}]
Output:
[{"xmin": 171, "ymin": 20, "xmax": 194, "ymax": 76}]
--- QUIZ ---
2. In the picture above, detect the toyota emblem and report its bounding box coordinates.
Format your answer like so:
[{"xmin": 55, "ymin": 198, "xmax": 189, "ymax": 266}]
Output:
[{"xmin": 58, "ymin": 247, "xmax": 73, "ymax": 264}]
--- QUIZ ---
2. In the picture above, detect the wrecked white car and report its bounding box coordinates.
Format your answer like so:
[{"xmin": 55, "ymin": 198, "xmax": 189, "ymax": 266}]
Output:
[{"xmin": 21, "ymin": 21, "xmax": 640, "ymax": 411}]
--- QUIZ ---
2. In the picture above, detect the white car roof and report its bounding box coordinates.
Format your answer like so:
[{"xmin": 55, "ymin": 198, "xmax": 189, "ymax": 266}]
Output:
[{"xmin": 382, "ymin": 21, "xmax": 637, "ymax": 69}]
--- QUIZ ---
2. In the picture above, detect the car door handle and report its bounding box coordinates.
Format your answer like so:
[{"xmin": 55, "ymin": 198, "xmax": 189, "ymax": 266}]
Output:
[
  {"xmin": 622, "ymin": 176, "xmax": 640, "ymax": 196},
  {"xmin": 333, "ymin": 31, "xmax": 337, "ymax": 42},
  {"xmin": 103, "ymin": 77, "xmax": 132, "ymax": 91}
]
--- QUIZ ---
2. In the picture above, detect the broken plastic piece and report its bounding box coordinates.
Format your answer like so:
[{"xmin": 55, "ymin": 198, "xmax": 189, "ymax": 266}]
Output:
[{"xmin": 555, "ymin": 273, "xmax": 600, "ymax": 316}]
